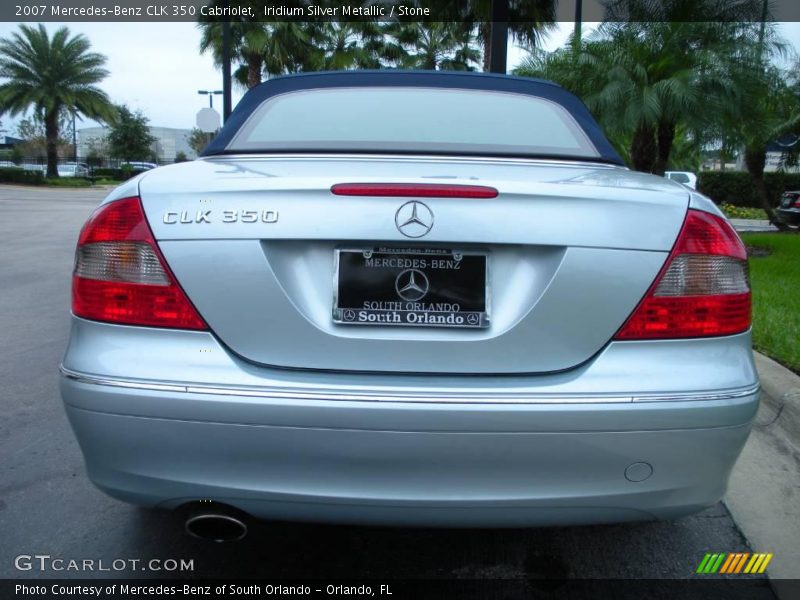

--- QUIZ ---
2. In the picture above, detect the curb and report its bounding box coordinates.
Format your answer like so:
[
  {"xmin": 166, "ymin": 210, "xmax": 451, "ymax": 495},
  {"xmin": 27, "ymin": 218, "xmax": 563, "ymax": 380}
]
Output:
[
  {"xmin": 724, "ymin": 353, "xmax": 800, "ymax": 591},
  {"xmin": 0, "ymin": 183, "xmax": 111, "ymax": 193},
  {"xmin": 730, "ymin": 218, "xmax": 772, "ymax": 227},
  {"xmin": 730, "ymin": 218, "xmax": 777, "ymax": 233},
  {"xmin": 754, "ymin": 352, "xmax": 800, "ymax": 450}
]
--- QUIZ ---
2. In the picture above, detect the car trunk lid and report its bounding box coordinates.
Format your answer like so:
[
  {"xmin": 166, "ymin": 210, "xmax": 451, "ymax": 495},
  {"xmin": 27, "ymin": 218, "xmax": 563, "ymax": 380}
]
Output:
[{"xmin": 138, "ymin": 155, "xmax": 688, "ymax": 374}]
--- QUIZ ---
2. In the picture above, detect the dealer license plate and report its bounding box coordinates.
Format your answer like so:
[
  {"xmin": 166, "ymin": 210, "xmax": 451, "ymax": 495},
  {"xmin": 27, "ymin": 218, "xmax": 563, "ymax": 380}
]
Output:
[{"xmin": 333, "ymin": 248, "xmax": 489, "ymax": 328}]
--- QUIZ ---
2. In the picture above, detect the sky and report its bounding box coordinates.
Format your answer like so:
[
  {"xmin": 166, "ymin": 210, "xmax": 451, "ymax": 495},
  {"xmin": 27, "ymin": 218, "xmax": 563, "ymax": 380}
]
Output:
[{"xmin": 0, "ymin": 20, "xmax": 798, "ymax": 136}]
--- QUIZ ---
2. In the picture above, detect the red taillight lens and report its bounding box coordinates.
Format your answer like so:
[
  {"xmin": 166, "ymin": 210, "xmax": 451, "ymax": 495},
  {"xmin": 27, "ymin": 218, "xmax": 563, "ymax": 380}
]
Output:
[
  {"xmin": 794, "ymin": 200, "xmax": 800, "ymax": 208},
  {"xmin": 331, "ymin": 183, "xmax": 499, "ymax": 198},
  {"xmin": 72, "ymin": 197, "xmax": 207, "ymax": 330},
  {"xmin": 614, "ymin": 209, "xmax": 750, "ymax": 340}
]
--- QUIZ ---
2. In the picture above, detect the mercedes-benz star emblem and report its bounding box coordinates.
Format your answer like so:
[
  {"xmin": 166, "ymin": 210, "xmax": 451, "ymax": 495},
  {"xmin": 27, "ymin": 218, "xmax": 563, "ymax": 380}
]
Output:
[
  {"xmin": 343, "ymin": 309, "xmax": 356, "ymax": 321},
  {"xmin": 395, "ymin": 269, "xmax": 430, "ymax": 302},
  {"xmin": 395, "ymin": 201, "xmax": 434, "ymax": 238}
]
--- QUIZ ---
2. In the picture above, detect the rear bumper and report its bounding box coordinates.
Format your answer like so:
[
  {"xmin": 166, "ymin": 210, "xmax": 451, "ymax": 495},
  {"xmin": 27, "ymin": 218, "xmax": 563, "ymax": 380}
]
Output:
[
  {"xmin": 60, "ymin": 372, "xmax": 758, "ymax": 527},
  {"xmin": 60, "ymin": 317, "xmax": 760, "ymax": 527}
]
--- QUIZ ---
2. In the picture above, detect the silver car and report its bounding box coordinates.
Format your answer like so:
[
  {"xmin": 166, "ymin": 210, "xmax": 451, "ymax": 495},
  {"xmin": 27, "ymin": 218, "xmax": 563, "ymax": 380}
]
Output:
[
  {"xmin": 58, "ymin": 162, "xmax": 90, "ymax": 178},
  {"xmin": 60, "ymin": 72, "xmax": 757, "ymax": 540}
]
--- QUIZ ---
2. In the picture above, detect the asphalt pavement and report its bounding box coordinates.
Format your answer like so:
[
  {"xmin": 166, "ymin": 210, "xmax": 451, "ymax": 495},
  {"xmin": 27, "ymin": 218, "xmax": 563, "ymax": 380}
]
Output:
[{"xmin": 0, "ymin": 185, "xmax": 783, "ymax": 598}]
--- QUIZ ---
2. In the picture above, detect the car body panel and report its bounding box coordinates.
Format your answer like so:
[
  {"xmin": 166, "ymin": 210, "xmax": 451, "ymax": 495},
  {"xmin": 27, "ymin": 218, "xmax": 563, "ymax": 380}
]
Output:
[
  {"xmin": 139, "ymin": 156, "xmax": 687, "ymax": 249},
  {"xmin": 136, "ymin": 155, "xmax": 688, "ymax": 373}
]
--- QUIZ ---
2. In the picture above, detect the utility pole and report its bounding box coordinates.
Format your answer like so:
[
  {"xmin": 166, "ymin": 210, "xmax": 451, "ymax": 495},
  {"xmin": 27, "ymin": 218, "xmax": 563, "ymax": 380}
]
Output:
[
  {"xmin": 222, "ymin": 0, "xmax": 232, "ymax": 122},
  {"xmin": 489, "ymin": 0, "xmax": 509, "ymax": 74},
  {"xmin": 574, "ymin": 0, "xmax": 583, "ymax": 51},
  {"xmin": 72, "ymin": 112, "xmax": 77, "ymax": 163}
]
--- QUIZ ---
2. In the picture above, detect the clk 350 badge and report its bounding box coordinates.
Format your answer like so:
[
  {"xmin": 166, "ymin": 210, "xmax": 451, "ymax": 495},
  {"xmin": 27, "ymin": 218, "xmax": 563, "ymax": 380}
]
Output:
[{"xmin": 163, "ymin": 210, "xmax": 279, "ymax": 224}]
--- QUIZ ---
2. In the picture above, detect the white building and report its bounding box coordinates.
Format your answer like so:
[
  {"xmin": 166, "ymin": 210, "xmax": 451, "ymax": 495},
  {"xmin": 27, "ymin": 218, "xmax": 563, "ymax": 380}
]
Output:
[{"xmin": 77, "ymin": 125, "xmax": 197, "ymax": 163}]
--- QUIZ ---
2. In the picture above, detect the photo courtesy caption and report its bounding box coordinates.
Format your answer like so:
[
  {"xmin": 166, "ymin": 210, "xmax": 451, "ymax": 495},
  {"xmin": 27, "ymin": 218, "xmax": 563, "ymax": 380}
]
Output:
[{"xmin": 15, "ymin": 583, "xmax": 393, "ymax": 595}]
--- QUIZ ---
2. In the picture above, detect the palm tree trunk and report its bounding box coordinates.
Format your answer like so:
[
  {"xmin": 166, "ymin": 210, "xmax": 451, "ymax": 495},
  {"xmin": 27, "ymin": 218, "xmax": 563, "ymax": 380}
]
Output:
[
  {"xmin": 481, "ymin": 22, "xmax": 491, "ymax": 72},
  {"xmin": 744, "ymin": 144, "xmax": 789, "ymax": 230},
  {"xmin": 247, "ymin": 55, "xmax": 263, "ymax": 89},
  {"xmin": 44, "ymin": 110, "xmax": 59, "ymax": 178},
  {"xmin": 630, "ymin": 122, "xmax": 657, "ymax": 173},
  {"xmin": 653, "ymin": 120, "xmax": 676, "ymax": 176}
]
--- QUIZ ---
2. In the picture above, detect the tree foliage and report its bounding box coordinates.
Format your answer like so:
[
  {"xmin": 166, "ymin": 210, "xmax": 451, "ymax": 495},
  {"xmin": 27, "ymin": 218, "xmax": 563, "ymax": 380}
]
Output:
[
  {"xmin": 719, "ymin": 55, "xmax": 799, "ymax": 226},
  {"xmin": 107, "ymin": 105, "xmax": 156, "ymax": 162},
  {"xmin": 197, "ymin": 2, "xmax": 560, "ymax": 85},
  {"xmin": 382, "ymin": 22, "xmax": 480, "ymax": 71},
  {"xmin": 15, "ymin": 112, "xmax": 73, "ymax": 160},
  {"xmin": 514, "ymin": 1, "xmax": 798, "ymax": 183},
  {"xmin": 187, "ymin": 127, "xmax": 215, "ymax": 155}
]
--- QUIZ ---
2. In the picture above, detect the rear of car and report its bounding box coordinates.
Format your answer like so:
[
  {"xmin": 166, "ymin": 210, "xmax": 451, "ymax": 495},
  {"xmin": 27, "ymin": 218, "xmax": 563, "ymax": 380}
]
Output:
[
  {"xmin": 776, "ymin": 190, "xmax": 800, "ymax": 226},
  {"xmin": 60, "ymin": 72, "xmax": 758, "ymax": 528}
]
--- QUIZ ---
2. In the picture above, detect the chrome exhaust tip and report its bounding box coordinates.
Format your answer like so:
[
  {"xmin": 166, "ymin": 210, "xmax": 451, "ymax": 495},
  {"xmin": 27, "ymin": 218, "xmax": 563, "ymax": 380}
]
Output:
[{"xmin": 185, "ymin": 506, "xmax": 248, "ymax": 542}]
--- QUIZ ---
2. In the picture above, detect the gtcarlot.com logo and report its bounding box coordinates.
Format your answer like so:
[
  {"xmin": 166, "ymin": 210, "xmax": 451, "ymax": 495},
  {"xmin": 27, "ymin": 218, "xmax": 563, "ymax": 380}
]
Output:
[{"xmin": 14, "ymin": 554, "xmax": 194, "ymax": 572}]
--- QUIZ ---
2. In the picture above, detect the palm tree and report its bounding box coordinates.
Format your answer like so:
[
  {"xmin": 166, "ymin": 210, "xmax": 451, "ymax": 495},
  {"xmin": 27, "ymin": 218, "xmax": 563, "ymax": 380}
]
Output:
[
  {"xmin": 424, "ymin": 0, "xmax": 556, "ymax": 72},
  {"xmin": 199, "ymin": 17, "xmax": 270, "ymax": 89},
  {"xmin": 385, "ymin": 22, "xmax": 481, "ymax": 71},
  {"xmin": 515, "ymin": 13, "xmax": 771, "ymax": 174},
  {"xmin": 578, "ymin": 22, "xmax": 714, "ymax": 174},
  {"xmin": 314, "ymin": 23, "xmax": 384, "ymax": 71},
  {"xmin": 716, "ymin": 48, "xmax": 799, "ymax": 228},
  {"xmin": 199, "ymin": 17, "xmax": 333, "ymax": 86},
  {"xmin": 0, "ymin": 24, "xmax": 115, "ymax": 177}
]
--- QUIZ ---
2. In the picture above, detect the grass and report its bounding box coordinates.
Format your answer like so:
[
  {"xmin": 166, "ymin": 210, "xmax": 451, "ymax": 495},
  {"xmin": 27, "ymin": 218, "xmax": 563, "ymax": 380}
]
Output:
[{"xmin": 741, "ymin": 233, "xmax": 800, "ymax": 373}]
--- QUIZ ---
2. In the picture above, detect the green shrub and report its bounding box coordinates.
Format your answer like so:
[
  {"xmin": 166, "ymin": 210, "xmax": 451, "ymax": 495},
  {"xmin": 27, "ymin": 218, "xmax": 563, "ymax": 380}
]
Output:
[
  {"xmin": 90, "ymin": 167, "xmax": 146, "ymax": 181},
  {"xmin": 0, "ymin": 167, "xmax": 45, "ymax": 185},
  {"xmin": 698, "ymin": 171, "xmax": 800, "ymax": 209},
  {"xmin": 719, "ymin": 203, "xmax": 768, "ymax": 220},
  {"xmin": 45, "ymin": 177, "xmax": 92, "ymax": 187},
  {"xmin": 90, "ymin": 167, "xmax": 121, "ymax": 179}
]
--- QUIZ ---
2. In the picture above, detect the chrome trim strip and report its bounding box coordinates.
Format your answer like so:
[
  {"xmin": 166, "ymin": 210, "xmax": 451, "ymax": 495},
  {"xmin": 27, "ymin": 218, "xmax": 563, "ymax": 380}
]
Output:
[
  {"xmin": 60, "ymin": 366, "xmax": 759, "ymax": 405},
  {"xmin": 632, "ymin": 385, "xmax": 760, "ymax": 403}
]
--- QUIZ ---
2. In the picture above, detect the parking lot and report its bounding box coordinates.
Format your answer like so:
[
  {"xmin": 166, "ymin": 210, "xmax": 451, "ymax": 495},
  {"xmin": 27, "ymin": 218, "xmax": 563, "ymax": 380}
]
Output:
[{"xmin": 0, "ymin": 185, "xmax": 784, "ymax": 597}]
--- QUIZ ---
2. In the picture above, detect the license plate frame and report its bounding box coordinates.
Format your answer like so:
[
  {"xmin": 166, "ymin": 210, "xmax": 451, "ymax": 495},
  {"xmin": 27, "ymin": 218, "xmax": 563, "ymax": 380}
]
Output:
[{"xmin": 333, "ymin": 247, "xmax": 490, "ymax": 329}]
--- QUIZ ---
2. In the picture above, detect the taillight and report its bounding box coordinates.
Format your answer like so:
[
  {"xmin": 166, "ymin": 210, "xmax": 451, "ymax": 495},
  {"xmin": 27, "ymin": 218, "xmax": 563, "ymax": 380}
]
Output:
[
  {"xmin": 72, "ymin": 197, "xmax": 207, "ymax": 330},
  {"xmin": 614, "ymin": 209, "xmax": 750, "ymax": 340}
]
